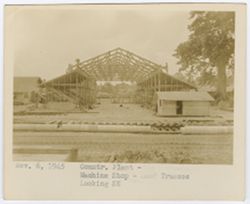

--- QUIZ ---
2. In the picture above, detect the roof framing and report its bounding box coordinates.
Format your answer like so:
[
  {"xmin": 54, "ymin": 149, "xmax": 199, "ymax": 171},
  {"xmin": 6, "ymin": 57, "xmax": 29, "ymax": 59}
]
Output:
[
  {"xmin": 42, "ymin": 47, "xmax": 197, "ymax": 90},
  {"xmin": 70, "ymin": 47, "xmax": 163, "ymax": 82}
]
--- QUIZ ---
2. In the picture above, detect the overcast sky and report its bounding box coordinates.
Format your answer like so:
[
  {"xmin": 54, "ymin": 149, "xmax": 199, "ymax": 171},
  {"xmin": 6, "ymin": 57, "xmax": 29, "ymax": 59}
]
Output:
[{"xmin": 12, "ymin": 5, "xmax": 191, "ymax": 80}]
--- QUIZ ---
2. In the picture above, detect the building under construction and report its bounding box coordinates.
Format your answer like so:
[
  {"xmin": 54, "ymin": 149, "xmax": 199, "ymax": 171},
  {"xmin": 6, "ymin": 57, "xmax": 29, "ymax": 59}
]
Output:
[
  {"xmin": 41, "ymin": 48, "xmax": 199, "ymax": 111},
  {"xmin": 41, "ymin": 69, "xmax": 96, "ymax": 109}
]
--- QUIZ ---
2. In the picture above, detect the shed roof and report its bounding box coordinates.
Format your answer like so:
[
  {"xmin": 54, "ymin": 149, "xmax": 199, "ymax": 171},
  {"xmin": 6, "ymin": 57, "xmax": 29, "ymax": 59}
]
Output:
[
  {"xmin": 156, "ymin": 91, "xmax": 214, "ymax": 101},
  {"xmin": 14, "ymin": 77, "xmax": 41, "ymax": 93}
]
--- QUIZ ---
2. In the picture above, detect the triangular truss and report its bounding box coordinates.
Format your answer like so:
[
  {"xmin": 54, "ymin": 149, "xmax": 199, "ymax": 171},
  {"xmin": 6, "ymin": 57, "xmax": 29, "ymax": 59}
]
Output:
[
  {"xmin": 41, "ymin": 69, "xmax": 96, "ymax": 107},
  {"xmin": 41, "ymin": 48, "xmax": 197, "ymax": 108},
  {"xmin": 69, "ymin": 47, "xmax": 164, "ymax": 82}
]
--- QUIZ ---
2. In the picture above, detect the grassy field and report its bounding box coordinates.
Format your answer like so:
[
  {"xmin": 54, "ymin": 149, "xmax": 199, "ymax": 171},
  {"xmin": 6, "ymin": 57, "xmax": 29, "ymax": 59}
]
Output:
[{"xmin": 13, "ymin": 131, "xmax": 233, "ymax": 164}]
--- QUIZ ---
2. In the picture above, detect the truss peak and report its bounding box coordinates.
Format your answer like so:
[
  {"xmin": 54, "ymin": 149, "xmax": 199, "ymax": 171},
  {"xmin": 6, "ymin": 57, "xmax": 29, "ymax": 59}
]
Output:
[{"xmin": 69, "ymin": 48, "xmax": 164, "ymax": 82}]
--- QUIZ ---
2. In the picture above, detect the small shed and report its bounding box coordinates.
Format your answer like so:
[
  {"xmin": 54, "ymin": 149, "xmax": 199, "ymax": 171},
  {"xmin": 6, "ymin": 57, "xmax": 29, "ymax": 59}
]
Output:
[{"xmin": 155, "ymin": 91, "xmax": 214, "ymax": 116}]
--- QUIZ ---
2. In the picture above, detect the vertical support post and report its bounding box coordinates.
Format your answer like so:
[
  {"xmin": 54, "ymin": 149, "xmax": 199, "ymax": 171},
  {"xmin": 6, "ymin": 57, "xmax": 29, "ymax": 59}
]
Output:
[
  {"xmin": 158, "ymin": 72, "xmax": 161, "ymax": 92},
  {"xmin": 145, "ymin": 80, "xmax": 146, "ymax": 105},
  {"xmin": 76, "ymin": 74, "xmax": 79, "ymax": 108},
  {"xmin": 154, "ymin": 74, "xmax": 157, "ymax": 92},
  {"xmin": 143, "ymin": 81, "xmax": 146, "ymax": 105},
  {"xmin": 170, "ymin": 77, "xmax": 173, "ymax": 91},
  {"xmin": 147, "ymin": 79, "xmax": 149, "ymax": 105},
  {"xmin": 63, "ymin": 75, "xmax": 65, "ymax": 102},
  {"xmin": 164, "ymin": 75, "xmax": 166, "ymax": 91},
  {"xmin": 80, "ymin": 76, "xmax": 82, "ymax": 107}
]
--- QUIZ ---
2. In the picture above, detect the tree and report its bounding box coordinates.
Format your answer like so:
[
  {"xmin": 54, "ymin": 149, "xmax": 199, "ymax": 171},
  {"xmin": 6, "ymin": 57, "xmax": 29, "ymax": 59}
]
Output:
[
  {"xmin": 174, "ymin": 11, "xmax": 235, "ymax": 101},
  {"xmin": 30, "ymin": 91, "xmax": 40, "ymax": 108}
]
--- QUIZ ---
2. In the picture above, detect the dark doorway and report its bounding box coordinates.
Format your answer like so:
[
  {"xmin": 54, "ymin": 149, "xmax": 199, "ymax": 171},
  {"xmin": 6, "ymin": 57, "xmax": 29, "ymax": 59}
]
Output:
[{"xmin": 176, "ymin": 101, "xmax": 183, "ymax": 115}]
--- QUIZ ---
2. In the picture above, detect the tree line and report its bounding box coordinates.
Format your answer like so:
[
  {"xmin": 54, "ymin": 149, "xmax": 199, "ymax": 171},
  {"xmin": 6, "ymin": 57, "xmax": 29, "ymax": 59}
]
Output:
[{"xmin": 174, "ymin": 11, "xmax": 234, "ymax": 102}]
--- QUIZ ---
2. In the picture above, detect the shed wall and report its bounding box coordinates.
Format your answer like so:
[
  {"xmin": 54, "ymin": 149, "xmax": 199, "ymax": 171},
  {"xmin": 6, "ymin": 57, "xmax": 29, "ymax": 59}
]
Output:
[
  {"xmin": 157, "ymin": 100, "xmax": 210, "ymax": 116},
  {"xmin": 183, "ymin": 101, "xmax": 210, "ymax": 116},
  {"xmin": 157, "ymin": 100, "xmax": 176, "ymax": 116}
]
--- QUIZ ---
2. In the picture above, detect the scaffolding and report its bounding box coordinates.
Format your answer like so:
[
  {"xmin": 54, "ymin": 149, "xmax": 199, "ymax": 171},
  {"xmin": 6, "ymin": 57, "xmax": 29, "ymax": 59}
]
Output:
[
  {"xmin": 40, "ymin": 48, "xmax": 197, "ymax": 109},
  {"xmin": 136, "ymin": 70, "xmax": 197, "ymax": 106},
  {"xmin": 41, "ymin": 69, "xmax": 96, "ymax": 109}
]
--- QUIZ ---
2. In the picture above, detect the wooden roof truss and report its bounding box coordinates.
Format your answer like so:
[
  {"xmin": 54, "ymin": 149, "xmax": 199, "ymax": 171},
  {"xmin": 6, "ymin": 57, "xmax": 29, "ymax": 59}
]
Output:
[{"xmin": 70, "ymin": 47, "xmax": 163, "ymax": 82}]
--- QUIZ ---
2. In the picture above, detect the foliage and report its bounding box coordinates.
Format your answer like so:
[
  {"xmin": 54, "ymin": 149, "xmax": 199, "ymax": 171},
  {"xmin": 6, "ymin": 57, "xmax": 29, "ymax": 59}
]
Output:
[
  {"xmin": 174, "ymin": 11, "xmax": 235, "ymax": 100},
  {"xmin": 30, "ymin": 91, "xmax": 40, "ymax": 104},
  {"xmin": 37, "ymin": 78, "xmax": 43, "ymax": 84},
  {"xmin": 97, "ymin": 82, "xmax": 137, "ymax": 98}
]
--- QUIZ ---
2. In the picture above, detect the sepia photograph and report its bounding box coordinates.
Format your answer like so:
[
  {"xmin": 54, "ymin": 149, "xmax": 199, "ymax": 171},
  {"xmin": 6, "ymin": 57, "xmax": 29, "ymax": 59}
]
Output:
[
  {"xmin": 11, "ymin": 5, "xmax": 235, "ymax": 164},
  {"xmin": 3, "ymin": 3, "xmax": 247, "ymax": 201}
]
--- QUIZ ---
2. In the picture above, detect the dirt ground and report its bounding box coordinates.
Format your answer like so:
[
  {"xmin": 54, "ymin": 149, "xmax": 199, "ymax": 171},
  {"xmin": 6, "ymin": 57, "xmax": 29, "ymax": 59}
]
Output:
[
  {"xmin": 13, "ymin": 101, "xmax": 234, "ymax": 164},
  {"xmin": 14, "ymin": 101, "xmax": 233, "ymax": 124}
]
